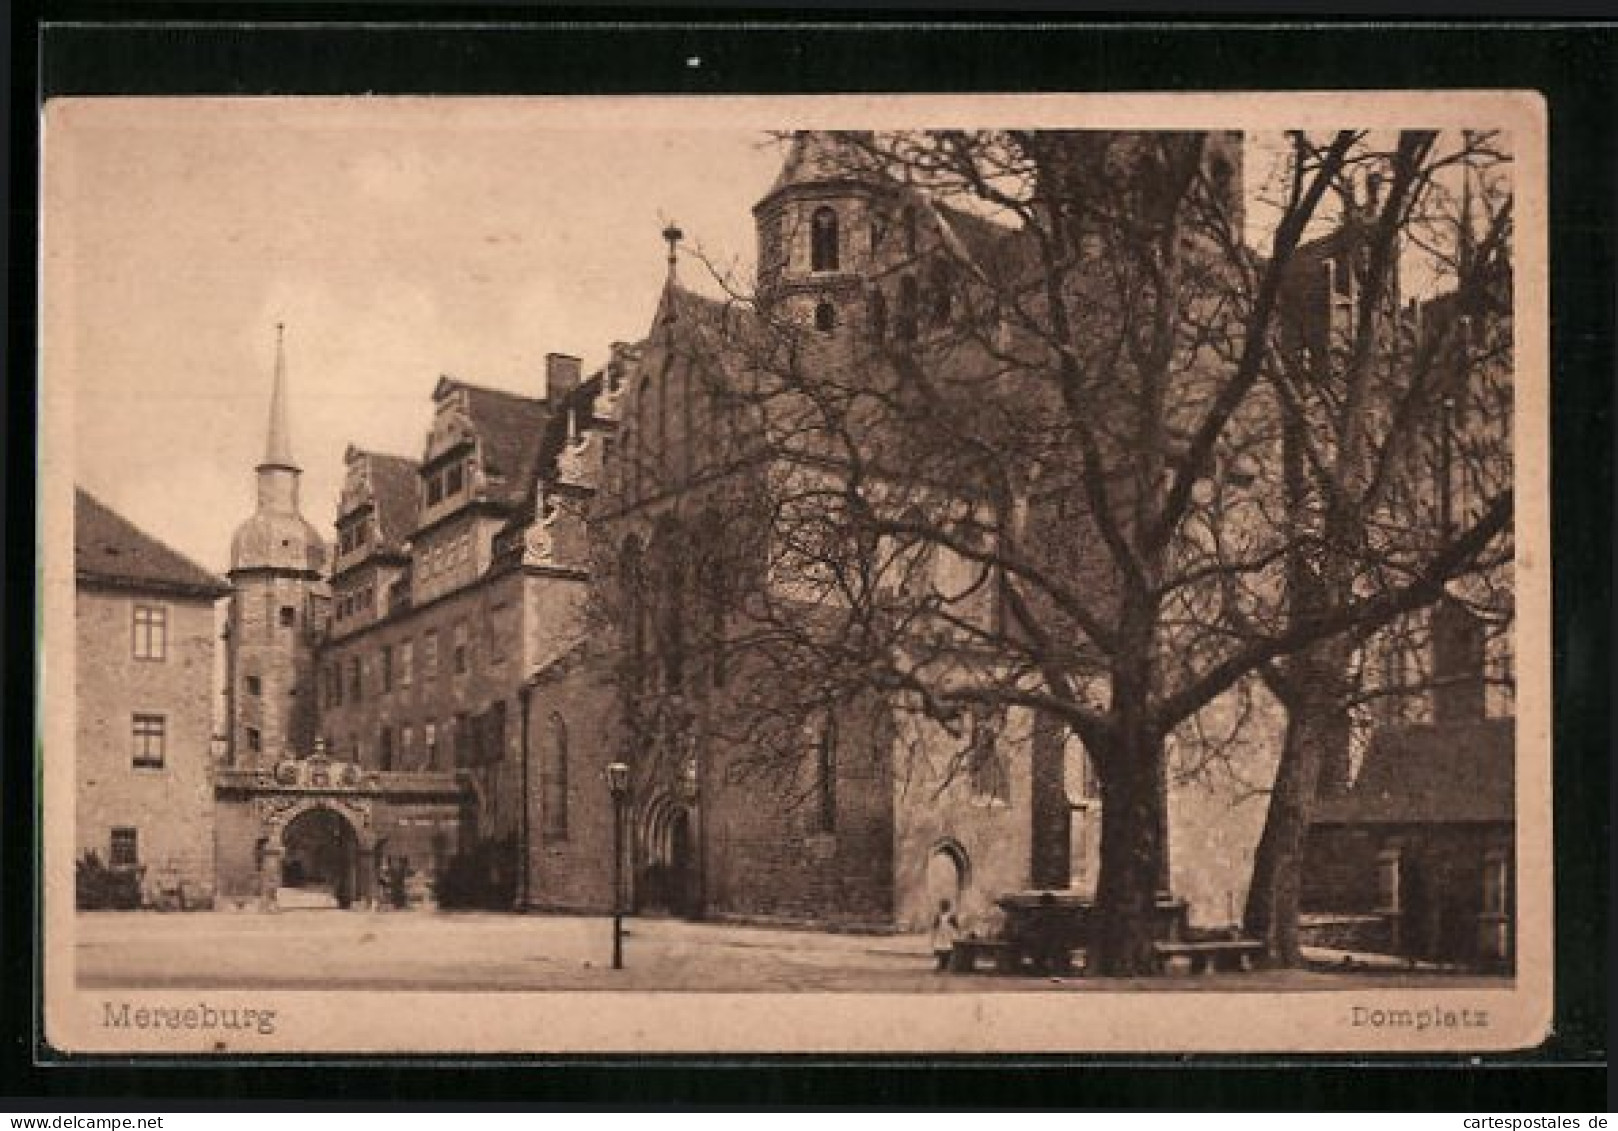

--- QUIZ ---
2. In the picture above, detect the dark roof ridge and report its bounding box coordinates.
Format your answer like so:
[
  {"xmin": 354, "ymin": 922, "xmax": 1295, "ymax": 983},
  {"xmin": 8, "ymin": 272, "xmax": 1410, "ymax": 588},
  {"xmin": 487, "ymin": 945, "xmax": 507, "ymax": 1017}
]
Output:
[
  {"xmin": 436, "ymin": 375, "xmax": 546, "ymax": 406},
  {"xmin": 75, "ymin": 487, "xmax": 231, "ymax": 598}
]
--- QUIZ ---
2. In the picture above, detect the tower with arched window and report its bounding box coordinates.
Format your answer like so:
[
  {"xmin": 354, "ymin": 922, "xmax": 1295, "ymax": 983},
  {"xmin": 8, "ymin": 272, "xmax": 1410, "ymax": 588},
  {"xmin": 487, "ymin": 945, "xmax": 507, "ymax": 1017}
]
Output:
[{"xmin": 752, "ymin": 131, "xmax": 888, "ymax": 337}]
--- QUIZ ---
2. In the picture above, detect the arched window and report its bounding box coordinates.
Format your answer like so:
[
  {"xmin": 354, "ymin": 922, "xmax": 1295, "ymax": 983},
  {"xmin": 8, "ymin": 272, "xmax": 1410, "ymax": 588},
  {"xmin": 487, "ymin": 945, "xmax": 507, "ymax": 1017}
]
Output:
[
  {"xmin": 929, "ymin": 259, "xmax": 953, "ymax": 325},
  {"xmin": 811, "ymin": 206, "xmax": 840, "ymax": 272},
  {"xmin": 621, "ymin": 536, "xmax": 647, "ymax": 685},
  {"xmin": 814, "ymin": 301, "xmax": 837, "ymax": 332},
  {"xmin": 633, "ymin": 377, "xmax": 650, "ymax": 500},
  {"xmin": 897, "ymin": 275, "xmax": 920, "ymax": 341},
  {"xmin": 543, "ymin": 710, "xmax": 569, "ymax": 842},
  {"xmin": 655, "ymin": 525, "xmax": 688, "ymax": 689},
  {"xmin": 966, "ymin": 708, "xmax": 1010, "ymax": 806}
]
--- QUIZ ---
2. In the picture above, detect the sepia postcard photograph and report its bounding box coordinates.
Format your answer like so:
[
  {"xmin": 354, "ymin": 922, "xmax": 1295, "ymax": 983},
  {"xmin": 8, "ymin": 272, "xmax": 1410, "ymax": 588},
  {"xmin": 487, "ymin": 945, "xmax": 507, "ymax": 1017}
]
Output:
[{"xmin": 38, "ymin": 91, "xmax": 1550, "ymax": 1055}]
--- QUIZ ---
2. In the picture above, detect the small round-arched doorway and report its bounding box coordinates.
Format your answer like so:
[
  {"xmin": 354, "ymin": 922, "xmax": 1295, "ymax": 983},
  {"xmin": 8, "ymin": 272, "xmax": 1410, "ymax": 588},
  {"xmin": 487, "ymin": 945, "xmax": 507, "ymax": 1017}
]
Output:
[
  {"xmin": 281, "ymin": 806, "xmax": 361, "ymax": 909},
  {"xmin": 926, "ymin": 840, "xmax": 969, "ymax": 914}
]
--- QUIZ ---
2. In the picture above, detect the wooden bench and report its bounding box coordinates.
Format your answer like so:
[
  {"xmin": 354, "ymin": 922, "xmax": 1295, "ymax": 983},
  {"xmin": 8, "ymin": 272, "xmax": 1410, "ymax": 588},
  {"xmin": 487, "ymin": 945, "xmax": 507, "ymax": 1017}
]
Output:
[
  {"xmin": 950, "ymin": 938, "xmax": 1023, "ymax": 974},
  {"xmin": 1153, "ymin": 938, "xmax": 1264, "ymax": 974}
]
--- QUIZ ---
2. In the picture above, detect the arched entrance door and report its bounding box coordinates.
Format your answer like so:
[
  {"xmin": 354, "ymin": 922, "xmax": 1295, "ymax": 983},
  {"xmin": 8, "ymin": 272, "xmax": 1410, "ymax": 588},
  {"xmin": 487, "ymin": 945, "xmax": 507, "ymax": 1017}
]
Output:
[
  {"xmin": 281, "ymin": 806, "xmax": 361, "ymax": 909},
  {"xmin": 637, "ymin": 794, "xmax": 699, "ymax": 918},
  {"xmin": 926, "ymin": 841, "xmax": 968, "ymax": 916}
]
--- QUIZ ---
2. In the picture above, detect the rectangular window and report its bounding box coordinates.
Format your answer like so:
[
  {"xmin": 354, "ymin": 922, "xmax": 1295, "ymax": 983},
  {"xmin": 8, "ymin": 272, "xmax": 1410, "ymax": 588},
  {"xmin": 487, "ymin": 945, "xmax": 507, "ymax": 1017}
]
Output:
[
  {"xmin": 424, "ymin": 631, "xmax": 439, "ymax": 681},
  {"xmin": 381, "ymin": 645, "xmax": 394, "ymax": 692},
  {"xmin": 400, "ymin": 725, "xmax": 414, "ymax": 768},
  {"xmin": 1376, "ymin": 848, "xmax": 1402, "ymax": 914},
  {"xmin": 379, "ymin": 726, "xmax": 394, "ymax": 772},
  {"xmin": 246, "ymin": 726, "xmax": 262, "ymax": 753},
  {"xmin": 399, "ymin": 641, "xmax": 414, "ymax": 688},
  {"xmin": 109, "ymin": 827, "xmax": 139, "ymax": 868},
  {"xmin": 453, "ymin": 622, "xmax": 469, "ymax": 675},
  {"xmin": 446, "ymin": 462, "xmax": 464, "ymax": 498},
  {"xmin": 279, "ymin": 605, "xmax": 296, "ymax": 628},
  {"xmin": 132, "ymin": 604, "xmax": 167, "ymax": 660},
  {"xmin": 245, "ymin": 674, "xmax": 262, "ymax": 697},
  {"xmin": 484, "ymin": 700, "xmax": 507, "ymax": 765},
  {"xmin": 426, "ymin": 474, "xmax": 443, "ymax": 507},
  {"xmin": 132, "ymin": 713, "xmax": 166, "ymax": 769},
  {"xmin": 424, "ymin": 722, "xmax": 438, "ymax": 770}
]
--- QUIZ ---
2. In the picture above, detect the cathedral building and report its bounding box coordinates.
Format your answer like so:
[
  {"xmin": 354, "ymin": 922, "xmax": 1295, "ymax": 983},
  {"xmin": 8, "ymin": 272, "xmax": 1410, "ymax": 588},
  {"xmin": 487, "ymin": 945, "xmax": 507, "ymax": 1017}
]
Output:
[
  {"xmin": 513, "ymin": 133, "xmax": 1231, "ymax": 932},
  {"xmin": 199, "ymin": 130, "xmax": 1509, "ymax": 949}
]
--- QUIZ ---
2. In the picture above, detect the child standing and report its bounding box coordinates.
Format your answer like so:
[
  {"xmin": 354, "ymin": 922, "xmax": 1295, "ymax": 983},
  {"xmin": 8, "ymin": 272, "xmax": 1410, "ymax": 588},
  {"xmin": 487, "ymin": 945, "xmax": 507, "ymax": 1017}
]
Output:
[{"xmin": 931, "ymin": 898, "xmax": 961, "ymax": 971}]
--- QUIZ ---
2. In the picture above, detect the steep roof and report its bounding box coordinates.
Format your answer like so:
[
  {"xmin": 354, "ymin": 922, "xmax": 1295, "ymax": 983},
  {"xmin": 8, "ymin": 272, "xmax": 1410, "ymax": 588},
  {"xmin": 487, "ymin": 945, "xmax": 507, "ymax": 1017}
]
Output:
[
  {"xmin": 362, "ymin": 450, "xmax": 421, "ymax": 550},
  {"xmin": 76, "ymin": 488, "xmax": 230, "ymax": 600},
  {"xmin": 760, "ymin": 131, "xmax": 884, "ymax": 203},
  {"xmin": 434, "ymin": 379, "xmax": 554, "ymax": 507},
  {"xmin": 1312, "ymin": 717, "xmax": 1514, "ymax": 826}
]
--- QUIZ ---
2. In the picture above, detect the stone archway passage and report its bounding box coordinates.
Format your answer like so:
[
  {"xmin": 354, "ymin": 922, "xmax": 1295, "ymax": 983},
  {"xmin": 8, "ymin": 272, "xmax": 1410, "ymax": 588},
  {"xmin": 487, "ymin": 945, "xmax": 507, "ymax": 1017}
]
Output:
[{"xmin": 280, "ymin": 806, "xmax": 362, "ymax": 909}]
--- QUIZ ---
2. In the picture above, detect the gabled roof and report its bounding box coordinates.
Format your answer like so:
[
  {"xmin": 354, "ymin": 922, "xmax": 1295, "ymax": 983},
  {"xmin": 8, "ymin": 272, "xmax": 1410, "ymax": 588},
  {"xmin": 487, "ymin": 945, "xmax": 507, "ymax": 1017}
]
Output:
[
  {"xmin": 356, "ymin": 449, "xmax": 420, "ymax": 550},
  {"xmin": 76, "ymin": 488, "xmax": 230, "ymax": 600},
  {"xmin": 931, "ymin": 200, "xmax": 1028, "ymax": 281},
  {"xmin": 432, "ymin": 378, "xmax": 554, "ymax": 507},
  {"xmin": 1312, "ymin": 717, "xmax": 1514, "ymax": 826}
]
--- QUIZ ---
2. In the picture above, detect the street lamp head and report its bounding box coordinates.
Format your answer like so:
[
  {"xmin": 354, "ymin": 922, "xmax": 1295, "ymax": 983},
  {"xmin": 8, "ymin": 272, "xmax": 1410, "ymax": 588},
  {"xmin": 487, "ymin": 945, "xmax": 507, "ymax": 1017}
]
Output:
[{"xmin": 604, "ymin": 761, "xmax": 631, "ymax": 797}]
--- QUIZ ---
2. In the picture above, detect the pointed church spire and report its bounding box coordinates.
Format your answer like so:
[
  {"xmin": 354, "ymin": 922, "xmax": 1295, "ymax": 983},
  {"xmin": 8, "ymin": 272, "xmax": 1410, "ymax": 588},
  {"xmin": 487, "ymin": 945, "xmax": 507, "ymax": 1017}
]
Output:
[{"xmin": 261, "ymin": 322, "xmax": 298, "ymax": 471}]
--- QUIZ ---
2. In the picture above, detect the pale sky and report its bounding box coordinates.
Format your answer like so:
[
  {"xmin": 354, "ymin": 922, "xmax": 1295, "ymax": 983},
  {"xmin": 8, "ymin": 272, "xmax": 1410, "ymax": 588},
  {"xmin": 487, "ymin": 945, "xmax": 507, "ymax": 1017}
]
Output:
[
  {"xmin": 45, "ymin": 99, "xmax": 1494, "ymax": 578},
  {"xmin": 47, "ymin": 99, "xmax": 783, "ymax": 574}
]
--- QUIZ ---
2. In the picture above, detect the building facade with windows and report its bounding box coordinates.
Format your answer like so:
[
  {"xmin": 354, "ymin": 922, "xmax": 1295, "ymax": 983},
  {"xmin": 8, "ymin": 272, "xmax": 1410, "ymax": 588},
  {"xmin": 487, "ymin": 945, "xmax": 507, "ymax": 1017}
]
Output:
[
  {"xmin": 516, "ymin": 134, "xmax": 1128, "ymax": 933},
  {"xmin": 213, "ymin": 332, "xmax": 466, "ymax": 909},
  {"xmin": 75, "ymin": 488, "xmax": 230, "ymax": 906},
  {"xmin": 307, "ymin": 352, "xmax": 614, "ymax": 907}
]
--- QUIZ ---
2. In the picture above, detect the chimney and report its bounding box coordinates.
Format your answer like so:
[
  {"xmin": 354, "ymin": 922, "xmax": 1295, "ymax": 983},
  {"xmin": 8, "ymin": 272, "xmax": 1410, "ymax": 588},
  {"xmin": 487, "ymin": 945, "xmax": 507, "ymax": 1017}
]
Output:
[
  {"xmin": 1431, "ymin": 596, "xmax": 1487, "ymax": 723},
  {"xmin": 545, "ymin": 353, "xmax": 583, "ymax": 404}
]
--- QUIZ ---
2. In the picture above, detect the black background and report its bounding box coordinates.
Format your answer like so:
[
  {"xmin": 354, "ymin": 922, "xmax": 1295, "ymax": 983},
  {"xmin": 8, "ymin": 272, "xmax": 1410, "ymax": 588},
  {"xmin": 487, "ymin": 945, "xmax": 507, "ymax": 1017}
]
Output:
[{"xmin": 4, "ymin": 10, "xmax": 1611, "ymax": 1110}]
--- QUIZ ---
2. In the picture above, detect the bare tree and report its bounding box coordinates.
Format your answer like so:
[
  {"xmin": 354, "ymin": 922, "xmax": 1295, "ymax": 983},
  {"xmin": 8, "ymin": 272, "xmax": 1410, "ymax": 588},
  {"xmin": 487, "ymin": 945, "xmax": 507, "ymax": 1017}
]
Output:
[
  {"xmin": 600, "ymin": 129, "xmax": 1514, "ymax": 975},
  {"xmin": 1238, "ymin": 129, "xmax": 1515, "ymax": 963}
]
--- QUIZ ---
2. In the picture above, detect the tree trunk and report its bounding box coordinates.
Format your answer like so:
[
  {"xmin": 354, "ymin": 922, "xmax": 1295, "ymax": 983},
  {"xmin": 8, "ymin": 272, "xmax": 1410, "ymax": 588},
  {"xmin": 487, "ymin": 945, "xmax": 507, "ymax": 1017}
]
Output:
[
  {"xmin": 1091, "ymin": 728, "xmax": 1169, "ymax": 976},
  {"xmin": 1243, "ymin": 646, "xmax": 1351, "ymax": 966}
]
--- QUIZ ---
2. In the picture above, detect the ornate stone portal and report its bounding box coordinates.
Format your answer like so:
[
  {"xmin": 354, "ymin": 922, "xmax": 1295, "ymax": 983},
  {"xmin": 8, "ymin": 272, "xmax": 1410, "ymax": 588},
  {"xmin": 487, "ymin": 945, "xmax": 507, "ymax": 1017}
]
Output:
[{"xmin": 214, "ymin": 750, "xmax": 465, "ymax": 911}]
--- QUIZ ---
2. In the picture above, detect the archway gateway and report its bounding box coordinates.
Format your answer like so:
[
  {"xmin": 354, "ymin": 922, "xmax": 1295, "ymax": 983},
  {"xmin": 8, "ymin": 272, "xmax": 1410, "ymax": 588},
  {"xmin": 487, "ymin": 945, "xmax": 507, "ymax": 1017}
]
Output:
[{"xmin": 280, "ymin": 805, "xmax": 362, "ymax": 909}]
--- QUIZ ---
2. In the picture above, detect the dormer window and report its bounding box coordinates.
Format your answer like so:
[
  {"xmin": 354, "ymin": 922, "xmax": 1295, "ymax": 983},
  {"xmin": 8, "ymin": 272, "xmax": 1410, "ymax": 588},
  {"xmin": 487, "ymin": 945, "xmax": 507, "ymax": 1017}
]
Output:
[
  {"xmin": 445, "ymin": 461, "xmax": 464, "ymax": 498},
  {"xmin": 811, "ymin": 206, "xmax": 840, "ymax": 272}
]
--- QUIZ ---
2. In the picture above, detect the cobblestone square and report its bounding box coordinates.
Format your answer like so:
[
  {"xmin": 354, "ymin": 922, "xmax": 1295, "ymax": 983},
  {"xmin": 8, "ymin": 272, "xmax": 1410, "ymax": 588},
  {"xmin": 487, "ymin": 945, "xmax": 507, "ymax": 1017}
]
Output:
[{"xmin": 75, "ymin": 911, "xmax": 1504, "ymax": 994}]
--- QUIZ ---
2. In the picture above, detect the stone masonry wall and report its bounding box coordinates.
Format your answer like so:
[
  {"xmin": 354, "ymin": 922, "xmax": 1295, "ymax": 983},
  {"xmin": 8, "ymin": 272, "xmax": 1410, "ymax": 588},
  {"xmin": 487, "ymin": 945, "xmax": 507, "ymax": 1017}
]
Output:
[{"xmin": 77, "ymin": 585, "xmax": 219, "ymax": 904}]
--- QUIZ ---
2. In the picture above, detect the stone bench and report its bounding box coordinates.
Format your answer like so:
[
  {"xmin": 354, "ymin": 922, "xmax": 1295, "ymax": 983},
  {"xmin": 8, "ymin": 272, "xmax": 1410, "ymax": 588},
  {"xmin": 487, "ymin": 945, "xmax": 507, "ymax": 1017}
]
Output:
[
  {"xmin": 949, "ymin": 938, "xmax": 1023, "ymax": 974},
  {"xmin": 1153, "ymin": 938, "xmax": 1264, "ymax": 974}
]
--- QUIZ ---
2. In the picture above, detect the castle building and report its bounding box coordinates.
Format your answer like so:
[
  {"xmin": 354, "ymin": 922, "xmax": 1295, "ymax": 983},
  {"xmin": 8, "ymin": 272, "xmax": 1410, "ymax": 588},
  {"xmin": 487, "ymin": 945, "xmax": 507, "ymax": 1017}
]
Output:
[
  {"xmin": 74, "ymin": 488, "xmax": 229, "ymax": 906},
  {"xmin": 309, "ymin": 352, "xmax": 611, "ymax": 907},
  {"xmin": 212, "ymin": 330, "xmax": 464, "ymax": 910}
]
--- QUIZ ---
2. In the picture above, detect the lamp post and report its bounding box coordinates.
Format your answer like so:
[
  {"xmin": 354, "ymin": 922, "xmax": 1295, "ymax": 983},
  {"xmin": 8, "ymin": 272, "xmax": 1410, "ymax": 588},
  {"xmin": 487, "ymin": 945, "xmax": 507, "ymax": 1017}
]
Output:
[{"xmin": 604, "ymin": 760, "xmax": 630, "ymax": 970}]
